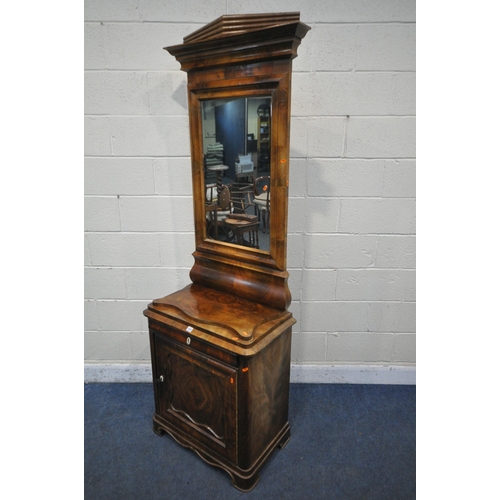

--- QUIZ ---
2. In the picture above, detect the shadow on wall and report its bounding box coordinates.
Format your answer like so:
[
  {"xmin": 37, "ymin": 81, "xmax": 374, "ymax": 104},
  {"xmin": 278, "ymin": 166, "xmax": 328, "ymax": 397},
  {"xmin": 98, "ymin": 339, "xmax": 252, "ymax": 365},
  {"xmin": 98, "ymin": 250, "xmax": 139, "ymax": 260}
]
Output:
[{"xmin": 171, "ymin": 80, "xmax": 188, "ymax": 111}]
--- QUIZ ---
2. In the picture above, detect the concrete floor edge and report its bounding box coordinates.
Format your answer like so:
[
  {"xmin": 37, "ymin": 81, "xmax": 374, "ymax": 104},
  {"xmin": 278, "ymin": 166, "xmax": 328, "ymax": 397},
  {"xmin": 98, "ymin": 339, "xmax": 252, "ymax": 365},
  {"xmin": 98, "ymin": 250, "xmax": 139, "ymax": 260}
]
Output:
[{"xmin": 84, "ymin": 362, "xmax": 416, "ymax": 385}]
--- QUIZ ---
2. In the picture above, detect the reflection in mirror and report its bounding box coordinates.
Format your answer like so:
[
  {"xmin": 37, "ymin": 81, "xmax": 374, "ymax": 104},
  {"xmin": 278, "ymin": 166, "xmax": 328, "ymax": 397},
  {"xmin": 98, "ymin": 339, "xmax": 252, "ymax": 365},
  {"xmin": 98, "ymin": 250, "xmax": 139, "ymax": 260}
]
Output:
[{"xmin": 202, "ymin": 97, "xmax": 271, "ymax": 252}]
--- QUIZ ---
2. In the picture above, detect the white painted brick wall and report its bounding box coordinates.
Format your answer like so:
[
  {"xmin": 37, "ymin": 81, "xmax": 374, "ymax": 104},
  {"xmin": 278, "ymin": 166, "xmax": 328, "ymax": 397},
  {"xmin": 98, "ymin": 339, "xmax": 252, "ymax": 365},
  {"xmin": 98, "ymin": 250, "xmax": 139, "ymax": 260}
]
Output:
[{"xmin": 84, "ymin": 0, "xmax": 416, "ymax": 369}]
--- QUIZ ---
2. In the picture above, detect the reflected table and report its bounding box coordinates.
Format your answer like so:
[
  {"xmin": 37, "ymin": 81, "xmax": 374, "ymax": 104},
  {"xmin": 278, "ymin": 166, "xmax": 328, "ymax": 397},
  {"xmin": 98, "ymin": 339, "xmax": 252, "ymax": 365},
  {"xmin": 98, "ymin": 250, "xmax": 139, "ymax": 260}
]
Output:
[
  {"xmin": 207, "ymin": 165, "xmax": 229, "ymax": 200},
  {"xmin": 224, "ymin": 216, "xmax": 260, "ymax": 248}
]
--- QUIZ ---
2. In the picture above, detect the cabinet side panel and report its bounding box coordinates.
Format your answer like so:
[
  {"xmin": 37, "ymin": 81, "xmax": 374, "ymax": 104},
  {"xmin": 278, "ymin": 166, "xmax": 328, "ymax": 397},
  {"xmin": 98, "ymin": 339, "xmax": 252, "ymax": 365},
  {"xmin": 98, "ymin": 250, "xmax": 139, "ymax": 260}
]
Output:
[
  {"xmin": 149, "ymin": 329, "xmax": 160, "ymax": 411},
  {"xmin": 238, "ymin": 328, "xmax": 292, "ymax": 469}
]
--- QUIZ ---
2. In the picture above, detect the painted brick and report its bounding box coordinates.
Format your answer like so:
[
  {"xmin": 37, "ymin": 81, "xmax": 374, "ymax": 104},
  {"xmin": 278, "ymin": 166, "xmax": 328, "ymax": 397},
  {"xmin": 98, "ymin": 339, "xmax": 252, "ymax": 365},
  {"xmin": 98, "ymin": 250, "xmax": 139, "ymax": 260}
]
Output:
[
  {"xmin": 97, "ymin": 300, "xmax": 149, "ymax": 331},
  {"xmin": 307, "ymin": 159, "xmax": 385, "ymax": 197},
  {"xmin": 305, "ymin": 197, "xmax": 340, "ymax": 233},
  {"xmin": 368, "ymin": 301, "xmax": 415, "ymax": 333},
  {"xmin": 291, "ymin": 32, "xmax": 313, "ymax": 73},
  {"xmin": 326, "ymin": 332, "xmax": 395, "ymax": 363},
  {"xmin": 130, "ymin": 331, "xmax": 151, "ymax": 360},
  {"xmin": 177, "ymin": 272, "xmax": 193, "ymax": 290},
  {"xmin": 84, "ymin": 196, "xmax": 121, "ymax": 231},
  {"xmin": 84, "ymin": 23, "xmax": 106, "ymax": 70},
  {"xmin": 85, "ymin": 158, "xmax": 155, "ymax": 195},
  {"xmin": 84, "ymin": 300, "xmax": 100, "ymax": 330},
  {"xmin": 147, "ymin": 71, "xmax": 189, "ymax": 116},
  {"xmin": 302, "ymin": 301, "xmax": 415, "ymax": 333},
  {"xmin": 227, "ymin": 0, "xmax": 416, "ymax": 24},
  {"xmin": 308, "ymin": 117, "xmax": 345, "ymax": 157},
  {"xmin": 304, "ymin": 234, "xmax": 377, "ymax": 269},
  {"xmin": 85, "ymin": 267, "xmax": 127, "ymax": 299},
  {"xmin": 311, "ymin": 72, "xmax": 393, "ymax": 116},
  {"xmin": 375, "ymin": 235, "xmax": 416, "ymax": 269},
  {"xmin": 87, "ymin": 233, "xmax": 161, "ymax": 267},
  {"xmin": 125, "ymin": 268, "xmax": 183, "ymax": 300},
  {"xmin": 119, "ymin": 196, "xmax": 193, "ymax": 231},
  {"xmin": 110, "ymin": 116, "xmax": 190, "ymax": 156},
  {"xmin": 287, "ymin": 234, "xmax": 305, "ymax": 269},
  {"xmin": 307, "ymin": 0, "xmax": 416, "ymax": 23},
  {"xmin": 336, "ymin": 269, "xmax": 416, "ymax": 301},
  {"xmin": 84, "ymin": 71, "xmax": 150, "ymax": 115},
  {"xmin": 84, "ymin": 236, "xmax": 91, "ymax": 266},
  {"xmin": 159, "ymin": 233, "xmax": 196, "ymax": 268},
  {"xmin": 85, "ymin": 116, "xmax": 111, "ymax": 155},
  {"xmin": 302, "ymin": 301, "xmax": 371, "ymax": 332},
  {"xmin": 287, "ymin": 269, "xmax": 304, "ymax": 300},
  {"xmin": 85, "ymin": 0, "xmax": 141, "ymax": 22},
  {"xmin": 84, "ymin": 332, "xmax": 133, "ymax": 360},
  {"xmin": 154, "ymin": 158, "xmax": 192, "ymax": 196},
  {"xmin": 382, "ymin": 160, "xmax": 416, "ymax": 197},
  {"xmin": 355, "ymin": 24, "xmax": 416, "ymax": 71},
  {"xmin": 301, "ymin": 270, "xmax": 337, "ymax": 300},
  {"xmin": 338, "ymin": 198, "xmax": 416, "ymax": 234},
  {"xmin": 140, "ymin": 0, "xmax": 226, "ymax": 22},
  {"xmin": 391, "ymin": 73, "xmax": 416, "ymax": 115},
  {"xmin": 346, "ymin": 117, "xmax": 416, "ymax": 158},
  {"xmin": 105, "ymin": 23, "xmax": 197, "ymax": 71},
  {"xmin": 289, "ymin": 301, "xmax": 302, "ymax": 333},
  {"xmin": 291, "ymin": 332, "xmax": 327, "ymax": 363},
  {"xmin": 290, "ymin": 117, "xmax": 309, "ymax": 158},
  {"xmin": 291, "ymin": 73, "xmax": 313, "ymax": 117},
  {"xmin": 289, "ymin": 158, "xmax": 307, "ymax": 198},
  {"xmin": 310, "ymin": 25, "xmax": 357, "ymax": 71},
  {"xmin": 288, "ymin": 197, "xmax": 307, "ymax": 234},
  {"xmin": 393, "ymin": 333, "xmax": 416, "ymax": 363}
]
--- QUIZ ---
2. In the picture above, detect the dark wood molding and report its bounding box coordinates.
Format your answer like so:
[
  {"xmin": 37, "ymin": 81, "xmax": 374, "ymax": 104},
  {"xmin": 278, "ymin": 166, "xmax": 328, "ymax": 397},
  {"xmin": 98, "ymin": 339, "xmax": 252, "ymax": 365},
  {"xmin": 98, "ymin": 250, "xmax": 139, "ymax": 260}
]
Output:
[
  {"xmin": 182, "ymin": 12, "xmax": 302, "ymax": 43},
  {"xmin": 166, "ymin": 14, "xmax": 310, "ymax": 72}
]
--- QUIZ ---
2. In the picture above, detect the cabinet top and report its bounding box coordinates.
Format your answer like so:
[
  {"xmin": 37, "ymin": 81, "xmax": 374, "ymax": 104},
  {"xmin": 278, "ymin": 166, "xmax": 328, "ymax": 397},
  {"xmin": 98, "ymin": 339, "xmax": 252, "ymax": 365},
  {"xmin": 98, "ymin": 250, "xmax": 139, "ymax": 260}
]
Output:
[{"xmin": 145, "ymin": 284, "xmax": 295, "ymax": 352}]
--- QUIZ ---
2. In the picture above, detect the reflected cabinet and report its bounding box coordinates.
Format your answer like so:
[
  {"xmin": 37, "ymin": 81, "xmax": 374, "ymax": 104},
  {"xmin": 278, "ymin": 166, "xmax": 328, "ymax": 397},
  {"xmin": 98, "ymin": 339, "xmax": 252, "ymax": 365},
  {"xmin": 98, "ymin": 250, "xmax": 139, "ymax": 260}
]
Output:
[{"xmin": 144, "ymin": 13, "xmax": 310, "ymax": 491}]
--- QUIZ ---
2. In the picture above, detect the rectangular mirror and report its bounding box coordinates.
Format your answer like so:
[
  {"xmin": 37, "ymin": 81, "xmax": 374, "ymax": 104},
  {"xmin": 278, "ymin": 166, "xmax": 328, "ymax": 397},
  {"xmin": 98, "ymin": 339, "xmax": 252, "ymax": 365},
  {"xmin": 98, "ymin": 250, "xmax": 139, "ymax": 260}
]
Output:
[{"xmin": 201, "ymin": 96, "xmax": 272, "ymax": 253}]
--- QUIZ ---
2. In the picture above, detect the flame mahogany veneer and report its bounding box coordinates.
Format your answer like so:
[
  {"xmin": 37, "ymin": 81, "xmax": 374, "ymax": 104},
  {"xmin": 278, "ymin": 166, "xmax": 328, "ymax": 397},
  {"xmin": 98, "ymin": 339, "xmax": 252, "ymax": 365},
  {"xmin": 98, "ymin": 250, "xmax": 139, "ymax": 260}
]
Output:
[{"xmin": 144, "ymin": 13, "xmax": 309, "ymax": 491}]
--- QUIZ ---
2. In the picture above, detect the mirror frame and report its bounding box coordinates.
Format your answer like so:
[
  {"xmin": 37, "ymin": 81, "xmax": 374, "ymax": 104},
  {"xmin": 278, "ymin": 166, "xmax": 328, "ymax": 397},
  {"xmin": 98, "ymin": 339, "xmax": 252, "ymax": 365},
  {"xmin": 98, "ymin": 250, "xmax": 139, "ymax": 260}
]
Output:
[
  {"xmin": 166, "ymin": 14, "xmax": 310, "ymax": 310},
  {"xmin": 191, "ymin": 84, "xmax": 284, "ymax": 267}
]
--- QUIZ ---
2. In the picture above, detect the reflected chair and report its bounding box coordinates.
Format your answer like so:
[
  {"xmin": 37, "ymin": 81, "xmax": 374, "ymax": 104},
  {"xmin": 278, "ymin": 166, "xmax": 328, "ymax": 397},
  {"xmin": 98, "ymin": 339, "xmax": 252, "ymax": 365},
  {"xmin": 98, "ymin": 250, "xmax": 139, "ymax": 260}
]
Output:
[
  {"xmin": 205, "ymin": 183, "xmax": 232, "ymax": 241},
  {"xmin": 253, "ymin": 176, "xmax": 270, "ymax": 233},
  {"xmin": 230, "ymin": 182, "xmax": 254, "ymax": 215}
]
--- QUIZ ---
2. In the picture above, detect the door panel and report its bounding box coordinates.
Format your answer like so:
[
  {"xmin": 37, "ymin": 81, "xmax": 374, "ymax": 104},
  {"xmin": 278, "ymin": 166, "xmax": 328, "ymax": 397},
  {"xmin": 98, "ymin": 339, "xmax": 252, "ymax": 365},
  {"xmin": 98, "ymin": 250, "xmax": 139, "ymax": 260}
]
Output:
[{"xmin": 154, "ymin": 333, "xmax": 237, "ymax": 462}]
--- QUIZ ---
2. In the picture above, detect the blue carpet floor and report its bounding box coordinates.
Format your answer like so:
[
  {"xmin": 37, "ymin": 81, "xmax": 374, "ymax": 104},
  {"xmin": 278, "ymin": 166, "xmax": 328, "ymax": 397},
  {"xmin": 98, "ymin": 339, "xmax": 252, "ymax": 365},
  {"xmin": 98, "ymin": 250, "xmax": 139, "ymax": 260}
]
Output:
[{"xmin": 85, "ymin": 383, "xmax": 415, "ymax": 499}]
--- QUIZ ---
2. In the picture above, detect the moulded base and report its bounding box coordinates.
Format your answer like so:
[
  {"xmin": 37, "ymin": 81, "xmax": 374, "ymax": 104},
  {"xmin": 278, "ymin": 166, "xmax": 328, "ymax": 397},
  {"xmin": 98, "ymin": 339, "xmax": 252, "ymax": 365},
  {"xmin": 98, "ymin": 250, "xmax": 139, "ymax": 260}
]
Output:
[{"xmin": 153, "ymin": 413, "xmax": 291, "ymax": 492}]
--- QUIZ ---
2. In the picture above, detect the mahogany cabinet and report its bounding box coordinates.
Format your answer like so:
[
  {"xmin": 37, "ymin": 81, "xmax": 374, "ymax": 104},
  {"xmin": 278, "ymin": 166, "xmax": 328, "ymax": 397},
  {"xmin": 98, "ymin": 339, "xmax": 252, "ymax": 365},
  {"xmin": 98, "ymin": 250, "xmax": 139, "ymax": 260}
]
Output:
[
  {"xmin": 144, "ymin": 13, "xmax": 309, "ymax": 491},
  {"xmin": 146, "ymin": 284, "xmax": 295, "ymax": 490}
]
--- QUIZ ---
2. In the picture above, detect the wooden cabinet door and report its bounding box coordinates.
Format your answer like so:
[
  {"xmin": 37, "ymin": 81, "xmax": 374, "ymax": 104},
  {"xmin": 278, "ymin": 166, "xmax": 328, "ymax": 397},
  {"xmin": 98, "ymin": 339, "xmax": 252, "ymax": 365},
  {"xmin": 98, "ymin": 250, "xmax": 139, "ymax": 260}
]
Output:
[{"xmin": 154, "ymin": 333, "xmax": 238, "ymax": 463}]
